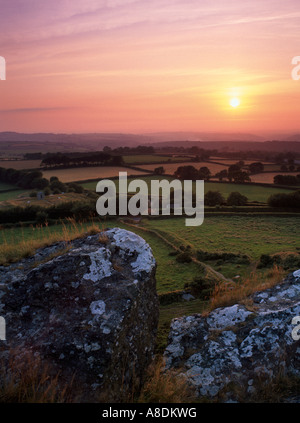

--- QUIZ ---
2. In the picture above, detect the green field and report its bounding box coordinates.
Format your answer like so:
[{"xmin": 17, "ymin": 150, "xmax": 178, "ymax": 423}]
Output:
[
  {"xmin": 0, "ymin": 182, "xmax": 20, "ymax": 191},
  {"xmin": 140, "ymin": 215, "xmax": 299, "ymax": 281},
  {"xmin": 0, "ymin": 219, "xmax": 201, "ymax": 294},
  {"xmin": 79, "ymin": 175, "xmax": 293, "ymax": 203},
  {"xmin": 204, "ymin": 181, "xmax": 292, "ymax": 202},
  {"xmin": 1, "ymin": 215, "xmax": 299, "ymax": 289},
  {"xmin": 0, "ymin": 175, "xmax": 294, "ymax": 205},
  {"xmin": 142, "ymin": 216, "xmax": 300, "ymax": 260},
  {"xmin": 0, "ymin": 189, "xmax": 30, "ymax": 202},
  {"xmin": 1, "ymin": 213, "xmax": 299, "ymax": 352}
]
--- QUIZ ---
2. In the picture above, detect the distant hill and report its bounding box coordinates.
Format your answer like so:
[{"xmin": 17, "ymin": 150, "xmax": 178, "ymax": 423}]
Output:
[
  {"xmin": 148, "ymin": 140, "xmax": 300, "ymax": 152},
  {"xmin": 0, "ymin": 131, "xmax": 150, "ymax": 146},
  {"xmin": 0, "ymin": 131, "xmax": 299, "ymax": 154},
  {"xmin": 285, "ymin": 134, "xmax": 300, "ymax": 142},
  {"xmin": 0, "ymin": 132, "xmax": 151, "ymax": 154},
  {"xmin": 143, "ymin": 131, "xmax": 266, "ymax": 142}
]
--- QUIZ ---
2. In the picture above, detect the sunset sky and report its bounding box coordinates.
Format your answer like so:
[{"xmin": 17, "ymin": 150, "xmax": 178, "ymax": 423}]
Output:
[{"xmin": 0, "ymin": 0, "xmax": 300, "ymax": 134}]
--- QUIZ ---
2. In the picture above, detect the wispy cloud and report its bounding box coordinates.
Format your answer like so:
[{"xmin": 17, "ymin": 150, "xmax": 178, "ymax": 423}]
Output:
[
  {"xmin": 0, "ymin": 0, "xmax": 299, "ymax": 133},
  {"xmin": 0, "ymin": 107, "xmax": 72, "ymax": 114}
]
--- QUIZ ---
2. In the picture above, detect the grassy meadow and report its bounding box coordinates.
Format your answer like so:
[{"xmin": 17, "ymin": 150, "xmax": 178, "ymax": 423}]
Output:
[
  {"xmin": 42, "ymin": 166, "xmax": 149, "ymax": 183},
  {"xmin": 0, "ymin": 182, "xmax": 20, "ymax": 191},
  {"xmin": 0, "ymin": 189, "xmax": 30, "ymax": 202},
  {"xmin": 1, "ymin": 215, "xmax": 298, "ymax": 289},
  {"xmin": 142, "ymin": 215, "xmax": 300, "ymax": 261},
  {"xmin": 0, "ymin": 218, "xmax": 200, "ymax": 294},
  {"xmin": 1, "ymin": 213, "xmax": 298, "ymax": 355},
  {"xmin": 80, "ymin": 175, "xmax": 293, "ymax": 203}
]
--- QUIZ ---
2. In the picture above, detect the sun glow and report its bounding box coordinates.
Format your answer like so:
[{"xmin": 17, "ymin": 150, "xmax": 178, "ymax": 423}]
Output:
[{"xmin": 230, "ymin": 97, "xmax": 240, "ymax": 108}]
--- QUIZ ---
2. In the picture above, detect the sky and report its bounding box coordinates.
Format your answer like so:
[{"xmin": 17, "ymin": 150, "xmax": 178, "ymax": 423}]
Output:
[{"xmin": 0, "ymin": 0, "xmax": 300, "ymax": 135}]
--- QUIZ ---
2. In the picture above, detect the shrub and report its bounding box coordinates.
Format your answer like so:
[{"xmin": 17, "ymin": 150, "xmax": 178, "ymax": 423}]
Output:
[
  {"xmin": 154, "ymin": 166, "xmax": 165, "ymax": 175},
  {"xmin": 70, "ymin": 202, "xmax": 97, "ymax": 220},
  {"xmin": 267, "ymin": 190, "xmax": 300, "ymax": 208},
  {"xmin": 185, "ymin": 275, "xmax": 215, "ymax": 299},
  {"xmin": 257, "ymin": 254, "xmax": 275, "ymax": 268},
  {"xmin": 67, "ymin": 183, "xmax": 84, "ymax": 194},
  {"xmin": 50, "ymin": 180, "xmax": 67, "ymax": 193},
  {"xmin": 227, "ymin": 192, "xmax": 248, "ymax": 206},
  {"xmin": 0, "ymin": 205, "xmax": 42, "ymax": 223},
  {"xmin": 168, "ymin": 251, "xmax": 178, "ymax": 256},
  {"xmin": 258, "ymin": 253, "xmax": 300, "ymax": 271},
  {"xmin": 283, "ymin": 254, "xmax": 300, "ymax": 271},
  {"xmin": 196, "ymin": 249, "xmax": 250, "ymax": 264},
  {"xmin": 36, "ymin": 211, "xmax": 48, "ymax": 225},
  {"xmin": 249, "ymin": 162, "xmax": 264, "ymax": 174},
  {"xmin": 175, "ymin": 251, "xmax": 192, "ymax": 263},
  {"xmin": 31, "ymin": 178, "xmax": 49, "ymax": 190},
  {"xmin": 204, "ymin": 191, "xmax": 225, "ymax": 206}
]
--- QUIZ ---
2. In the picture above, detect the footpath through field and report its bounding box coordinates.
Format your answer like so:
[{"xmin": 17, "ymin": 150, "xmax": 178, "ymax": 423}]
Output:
[{"xmin": 120, "ymin": 220, "xmax": 233, "ymax": 284}]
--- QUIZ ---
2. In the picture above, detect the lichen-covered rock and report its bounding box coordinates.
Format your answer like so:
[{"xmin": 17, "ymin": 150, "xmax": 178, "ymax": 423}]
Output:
[
  {"xmin": 164, "ymin": 269, "xmax": 300, "ymax": 401},
  {"xmin": 0, "ymin": 228, "xmax": 158, "ymax": 401}
]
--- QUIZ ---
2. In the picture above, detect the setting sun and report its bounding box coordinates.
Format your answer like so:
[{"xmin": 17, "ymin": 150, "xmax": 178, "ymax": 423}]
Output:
[{"xmin": 230, "ymin": 98, "xmax": 240, "ymax": 108}]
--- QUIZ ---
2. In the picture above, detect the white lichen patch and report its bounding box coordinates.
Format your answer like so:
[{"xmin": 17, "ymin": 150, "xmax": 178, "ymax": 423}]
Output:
[
  {"xmin": 207, "ymin": 304, "xmax": 253, "ymax": 330},
  {"xmin": 108, "ymin": 228, "xmax": 155, "ymax": 276},
  {"xmin": 83, "ymin": 247, "xmax": 112, "ymax": 282},
  {"xmin": 293, "ymin": 269, "xmax": 300, "ymax": 279},
  {"xmin": 90, "ymin": 300, "xmax": 106, "ymax": 316}
]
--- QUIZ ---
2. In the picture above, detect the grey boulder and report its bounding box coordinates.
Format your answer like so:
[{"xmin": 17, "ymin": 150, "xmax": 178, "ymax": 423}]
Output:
[{"xmin": 0, "ymin": 228, "xmax": 159, "ymax": 402}]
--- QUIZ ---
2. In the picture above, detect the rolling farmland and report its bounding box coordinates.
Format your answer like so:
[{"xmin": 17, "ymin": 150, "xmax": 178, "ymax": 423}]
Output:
[{"xmin": 42, "ymin": 166, "xmax": 150, "ymax": 183}]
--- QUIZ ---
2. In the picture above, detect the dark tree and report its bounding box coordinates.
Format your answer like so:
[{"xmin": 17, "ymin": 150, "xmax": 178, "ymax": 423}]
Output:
[
  {"xmin": 204, "ymin": 191, "xmax": 225, "ymax": 206},
  {"xmin": 227, "ymin": 192, "xmax": 248, "ymax": 206},
  {"xmin": 174, "ymin": 165, "xmax": 199, "ymax": 180}
]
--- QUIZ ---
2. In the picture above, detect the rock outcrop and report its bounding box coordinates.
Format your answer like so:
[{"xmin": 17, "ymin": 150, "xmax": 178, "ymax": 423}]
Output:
[
  {"xmin": 0, "ymin": 228, "xmax": 159, "ymax": 401},
  {"xmin": 164, "ymin": 269, "xmax": 300, "ymax": 401}
]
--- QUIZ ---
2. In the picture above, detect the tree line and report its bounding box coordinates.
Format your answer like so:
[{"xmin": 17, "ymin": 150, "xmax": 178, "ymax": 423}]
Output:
[
  {"xmin": 41, "ymin": 152, "xmax": 123, "ymax": 168},
  {"xmin": 273, "ymin": 174, "xmax": 300, "ymax": 186},
  {"xmin": 0, "ymin": 167, "xmax": 84, "ymax": 195},
  {"xmin": 0, "ymin": 167, "xmax": 49, "ymax": 190},
  {"xmin": 174, "ymin": 164, "xmax": 252, "ymax": 183}
]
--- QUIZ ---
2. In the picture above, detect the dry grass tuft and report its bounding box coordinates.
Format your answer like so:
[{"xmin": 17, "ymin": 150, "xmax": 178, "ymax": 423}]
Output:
[
  {"xmin": 0, "ymin": 349, "xmax": 72, "ymax": 403},
  {"xmin": 204, "ymin": 264, "xmax": 286, "ymax": 314},
  {"xmin": 137, "ymin": 358, "xmax": 196, "ymax": 403},
  {"xmin": 0, "ymin": 219, "xmax": 104, "ymax": 265},
  {"xmin": 98, "ymin": 231, "xmax": 109, "ymax": 244}
]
